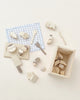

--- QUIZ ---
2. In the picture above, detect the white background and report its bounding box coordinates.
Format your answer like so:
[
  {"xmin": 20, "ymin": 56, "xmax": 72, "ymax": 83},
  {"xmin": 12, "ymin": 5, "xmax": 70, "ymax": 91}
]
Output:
[{"xmin": 0, "ymin": 0, "xmax": 80, "ymax": 100}]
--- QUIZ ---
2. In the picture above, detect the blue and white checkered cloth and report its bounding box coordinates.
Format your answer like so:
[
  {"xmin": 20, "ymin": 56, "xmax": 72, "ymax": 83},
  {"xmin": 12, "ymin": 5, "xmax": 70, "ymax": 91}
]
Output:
[{"xmin": 6, "ymin": 23, "xmax": 44, "ymax": 52}]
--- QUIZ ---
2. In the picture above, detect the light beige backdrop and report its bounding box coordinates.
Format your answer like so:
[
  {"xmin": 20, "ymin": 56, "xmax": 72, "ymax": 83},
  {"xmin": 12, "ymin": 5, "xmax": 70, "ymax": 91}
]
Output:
[{"xmin": 0, "ymin": 0, "xmax": 80, "ymax": 100}]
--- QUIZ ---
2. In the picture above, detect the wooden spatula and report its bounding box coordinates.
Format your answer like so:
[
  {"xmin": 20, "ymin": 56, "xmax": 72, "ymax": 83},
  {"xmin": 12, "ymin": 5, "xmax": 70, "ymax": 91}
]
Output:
[{"xmin": 35, "ymin": 42, "xmax": 46, "ymax": 55}]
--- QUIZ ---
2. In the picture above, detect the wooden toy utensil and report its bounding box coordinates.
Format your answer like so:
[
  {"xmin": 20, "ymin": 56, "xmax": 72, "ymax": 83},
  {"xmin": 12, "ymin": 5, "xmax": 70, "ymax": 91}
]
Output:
[
  {"xmin": 31, "ymin": 30, "xmax": 37, "ymax": 45},
  {"xmin": 35, "ymin": 42, "xmax": 46, "ymax": 55}
]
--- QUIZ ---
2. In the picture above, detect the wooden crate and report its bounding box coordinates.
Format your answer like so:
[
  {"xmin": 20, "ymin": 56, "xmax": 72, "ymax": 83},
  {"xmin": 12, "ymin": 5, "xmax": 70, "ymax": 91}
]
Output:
[{"xmin": 48, "ymin": 45, "xmax": 76, "ymax": 78}]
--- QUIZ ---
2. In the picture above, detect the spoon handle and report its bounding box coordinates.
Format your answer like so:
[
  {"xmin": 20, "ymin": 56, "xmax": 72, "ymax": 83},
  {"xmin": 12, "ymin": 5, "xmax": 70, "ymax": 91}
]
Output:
[{"xmin": 39, "ymin": 46, "xmax": 46, "ymax": 55}]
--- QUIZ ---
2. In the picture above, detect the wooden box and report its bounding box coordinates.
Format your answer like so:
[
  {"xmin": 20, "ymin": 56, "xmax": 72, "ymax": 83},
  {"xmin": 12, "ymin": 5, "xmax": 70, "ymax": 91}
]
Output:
[{"xmin": 48, "ymin": 45, "xmax": 76, "ymax": 78}]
